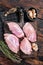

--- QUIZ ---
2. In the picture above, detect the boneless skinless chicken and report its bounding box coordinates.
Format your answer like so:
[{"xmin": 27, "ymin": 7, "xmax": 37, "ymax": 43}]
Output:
[
  {"xmin": 4, "ymin": 33, "xmax": 19, "ymax": 53},
  {"xmin": 23, "ymin": 22, "xmax": 36, "ymax": 42},
  {"xmin": 4, "ymin": 22, "xmax": 36, "ymax": 55},
  {"xmin": 20, "ymin": 37, "xmax": 32, "ymax": 55},
  {"xmin": 7, "ymin": 22, "xmax": 24, "ymax": 38}
]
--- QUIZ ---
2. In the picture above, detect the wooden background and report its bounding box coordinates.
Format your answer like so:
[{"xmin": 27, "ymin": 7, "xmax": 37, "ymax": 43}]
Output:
[{"xmin": 0, "ymin": 0, "xmax": 43, "ymax": 65}]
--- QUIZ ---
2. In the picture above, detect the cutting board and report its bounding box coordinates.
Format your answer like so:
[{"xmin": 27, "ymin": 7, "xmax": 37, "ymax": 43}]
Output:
[{"xmin": 0, "ymin": 0, "xmax": 43, "ymax": 65}]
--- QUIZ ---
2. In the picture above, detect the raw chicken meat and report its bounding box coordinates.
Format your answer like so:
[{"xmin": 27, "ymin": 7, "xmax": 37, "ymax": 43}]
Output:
[
  {"xmin": 4, "ymin": 33, "xmax": 19, "ymax": 53},
  {"xmin": 20, "ymin": 37, "xmax": 32, "ymax": 55},
  {"xmin": 23, "ymin": 22, "xmax": 36, "ymax": 42},
  {"xmin": 7, "ymin": 22, "xmax": 24, "ymax": 38},
  {"xmin": 4, "ymin": 22, "xmax": 36, "ymax": 55}
]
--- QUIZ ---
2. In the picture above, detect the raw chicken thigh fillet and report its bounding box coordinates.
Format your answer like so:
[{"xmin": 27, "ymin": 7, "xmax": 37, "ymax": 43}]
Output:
[
  {"xmin": 7, "ymin": 22, "xmax": 24, "ymax": 38},
  {"xmin": 20, "ymin": 37, "xmax": 32, "ymax": 55},
  {"xmin": 23, "ymin": 22, "xmax": 36, "ymax": 42},
  {"xmin": 4, "ymin": 33, "xmax": 19, "ymax": 53}
]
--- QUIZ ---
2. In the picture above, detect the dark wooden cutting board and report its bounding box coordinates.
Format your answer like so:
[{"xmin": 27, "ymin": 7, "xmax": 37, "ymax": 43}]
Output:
[{"xmin": 0, "ymin": 0, "xmax": 43, "ymax": 65}]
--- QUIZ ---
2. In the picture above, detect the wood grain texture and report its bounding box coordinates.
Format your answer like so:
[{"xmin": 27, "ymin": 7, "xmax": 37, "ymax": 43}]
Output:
[
  {"xmin": 0, "ymin": 0, "xmax": 43, "ymax": 65},
  {"xmin": 0, "ymin": 0, "xmax": 43, "ymax": 18}
]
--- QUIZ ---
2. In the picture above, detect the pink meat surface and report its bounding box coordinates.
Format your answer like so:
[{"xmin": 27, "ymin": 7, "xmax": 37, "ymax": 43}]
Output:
[
  {"xmin": 7, "ymin": 22, "xmax": 24, "ymax": 38},
  {"xmin": 23, "ymin": 22, "xmax": 36, "ymax": 42},
  {"xmin": 20, "ymin": 37, "xmax": 32, "ymax": 55},
  {"xmin": 4, "ymin": 33, "xmax": 19, "ymax": 53}
]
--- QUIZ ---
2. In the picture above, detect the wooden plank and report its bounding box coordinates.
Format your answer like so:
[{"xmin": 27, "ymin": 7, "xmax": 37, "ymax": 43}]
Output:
[{"xmin": 0, "ymin": 0, "xmax": 43, "ymax": 65}]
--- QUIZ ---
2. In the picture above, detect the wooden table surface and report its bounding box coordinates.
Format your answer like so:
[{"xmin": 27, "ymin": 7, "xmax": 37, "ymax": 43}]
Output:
[{"xmin": 0, "ymin": 0, "xmax": 43, "ymax": 65}]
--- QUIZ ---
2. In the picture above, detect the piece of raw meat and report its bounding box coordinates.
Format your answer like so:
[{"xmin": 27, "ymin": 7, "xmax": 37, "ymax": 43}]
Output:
[
  {"xmin": 23, "ymin": 22, "xmax": 36, "ymax": 42},
  {"xmin": 20, "ymin": 37, "xmax": 32, "ymax": 55},
  {"xmin": 4, "ymin": 33, "xmax": 19, "ymax": 53},
  {"xmin": 7, "ymin": 22, "xmax": 24, "ymax": 38}
]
